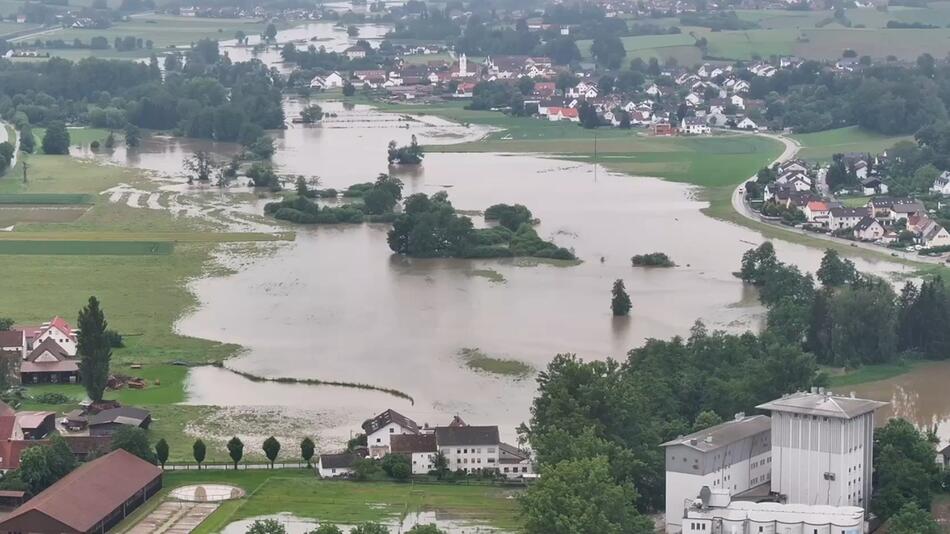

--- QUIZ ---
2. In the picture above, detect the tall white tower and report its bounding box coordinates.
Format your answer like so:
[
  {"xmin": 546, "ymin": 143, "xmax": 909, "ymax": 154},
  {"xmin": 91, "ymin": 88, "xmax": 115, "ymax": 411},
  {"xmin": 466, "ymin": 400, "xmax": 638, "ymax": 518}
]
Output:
[
  {"xmin": 458, "ymin": 53, "xmax": 467, "ymax": 77},
  {"xmin": 757, "ymin": 389, "xmax": 887, "ymax": 508}
]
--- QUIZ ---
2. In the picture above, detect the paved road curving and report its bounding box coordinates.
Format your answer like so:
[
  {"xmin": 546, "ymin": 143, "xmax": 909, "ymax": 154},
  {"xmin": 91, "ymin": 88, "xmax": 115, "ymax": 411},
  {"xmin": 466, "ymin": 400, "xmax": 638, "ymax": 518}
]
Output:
[{"xmin": 729, "ymin": 132, "xmax": 946, "ymax": 267}]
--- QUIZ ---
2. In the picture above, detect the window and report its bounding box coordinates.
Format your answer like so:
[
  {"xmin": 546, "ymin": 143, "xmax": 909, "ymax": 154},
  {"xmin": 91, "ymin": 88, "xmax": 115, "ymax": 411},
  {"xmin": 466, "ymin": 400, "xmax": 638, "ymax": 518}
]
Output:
[
  {"xmin": 376, "ymin": 438, "xmax": 381, "ymax": 443},
  {"xmin": 389, "ymin": 428, "xmax": 395, "ymax": 433},
  {"xmin": 522, "ymin": 467, "xmax": 528, "ymax": 472}
]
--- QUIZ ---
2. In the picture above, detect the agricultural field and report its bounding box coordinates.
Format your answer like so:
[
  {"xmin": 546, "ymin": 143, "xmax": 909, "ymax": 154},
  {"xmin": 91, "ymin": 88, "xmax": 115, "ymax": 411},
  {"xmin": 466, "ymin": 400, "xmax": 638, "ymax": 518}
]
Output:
[
  {"xmin": 122, "ymin": 470, "xmax": 523, "ymax": 534},
  {"xmin": 792, "ymin": 126, "xmax": 912, "ymax": 162},
  {"xmin": 11, "ymin": 14, "xmax": 272, "ymax": 60}
]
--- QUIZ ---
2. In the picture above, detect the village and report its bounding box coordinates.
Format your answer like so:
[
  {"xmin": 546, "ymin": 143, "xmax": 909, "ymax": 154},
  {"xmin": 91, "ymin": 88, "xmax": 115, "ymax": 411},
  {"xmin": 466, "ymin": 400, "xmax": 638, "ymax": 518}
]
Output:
[{"xmin": 747, "ymin": 156, "xmax": 950, "ymax": 255}]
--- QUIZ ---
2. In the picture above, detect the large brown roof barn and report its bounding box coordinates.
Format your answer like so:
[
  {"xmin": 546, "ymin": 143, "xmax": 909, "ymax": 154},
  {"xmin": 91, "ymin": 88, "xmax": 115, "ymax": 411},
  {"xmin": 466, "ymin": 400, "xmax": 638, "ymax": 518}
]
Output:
[{"xmin": 0, "ymin": 449, "xmax": 162, "ymax": 534}]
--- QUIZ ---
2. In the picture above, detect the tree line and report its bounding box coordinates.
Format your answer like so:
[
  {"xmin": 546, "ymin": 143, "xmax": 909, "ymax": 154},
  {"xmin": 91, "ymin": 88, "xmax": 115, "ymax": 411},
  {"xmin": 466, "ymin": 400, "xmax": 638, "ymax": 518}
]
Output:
[
  {"xmin": 739, "ymin": 243, "xmax": 950, "ymax": 365},
  {"xmin": 0, "ymin": 40, "xmax": 283, "ymax": 145}
]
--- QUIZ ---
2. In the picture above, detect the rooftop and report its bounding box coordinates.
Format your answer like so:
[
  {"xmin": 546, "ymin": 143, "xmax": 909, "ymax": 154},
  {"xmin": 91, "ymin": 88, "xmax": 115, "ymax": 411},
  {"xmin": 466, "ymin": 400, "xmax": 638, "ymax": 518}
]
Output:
[
  {"xmin": 686, "ymin": 499, "xmax": 864, "ymax": 526},
  {"xmin": 0, "ymin": 449, "xmax": 162, "ymax": 533},
  {"xmin": 391, "ymin": 433, "xmax": 437, "ymax": 454},
  {"xmin": 434, "ymin": 425, "xmax": 500, "ymax": 447},
  {"xmin": 661, "ymin": 415, "xmax": 770, "ymax": 452},
  {"xmin": 756, "ymin": 390, "xmax": 887, "ymax": 419},
  {"xmin": 361, "ymin": 409, "xmax": 419, "ymax": 435}
]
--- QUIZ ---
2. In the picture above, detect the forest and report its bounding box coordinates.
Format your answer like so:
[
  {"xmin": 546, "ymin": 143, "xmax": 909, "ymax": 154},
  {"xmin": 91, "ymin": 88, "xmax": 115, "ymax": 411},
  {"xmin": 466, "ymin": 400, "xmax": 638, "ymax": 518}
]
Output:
[{"xmin": 0, "ymin": 39, "xmax": 283, "ymax": 143}]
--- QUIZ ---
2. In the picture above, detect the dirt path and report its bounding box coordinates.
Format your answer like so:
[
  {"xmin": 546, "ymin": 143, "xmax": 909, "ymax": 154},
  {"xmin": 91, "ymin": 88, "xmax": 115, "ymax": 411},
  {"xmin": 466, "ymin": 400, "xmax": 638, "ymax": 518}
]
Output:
[{"xmin": 124, "ymin": 501, "xmax": 219, "ymax": 534}]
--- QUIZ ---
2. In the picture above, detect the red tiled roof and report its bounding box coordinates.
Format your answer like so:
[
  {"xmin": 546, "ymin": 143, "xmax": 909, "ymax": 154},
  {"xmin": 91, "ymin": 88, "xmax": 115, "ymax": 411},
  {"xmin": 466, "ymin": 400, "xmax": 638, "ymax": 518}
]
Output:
[
  {"xmin": 0, "ymin": 449, "xmax": 162, "ymax": 533},
  {"xmin": 0, "ymin": 330, "xmax": 24, "ymax": 348},
  {"xmin": 47, "ymin": 316, "xmax": 73, "ymax": 338}
]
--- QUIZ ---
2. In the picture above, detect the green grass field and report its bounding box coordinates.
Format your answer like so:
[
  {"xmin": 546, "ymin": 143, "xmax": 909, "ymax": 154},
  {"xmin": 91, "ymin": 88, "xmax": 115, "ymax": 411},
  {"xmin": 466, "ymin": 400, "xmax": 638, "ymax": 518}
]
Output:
[
  {"xmin": 136, "ymin": 471, "xmax": 523, "ymax": 534},
  {"xmin": 13, "ymin": 15, "xmax": 273, "ymax": 60},
  {"xmin": 792, "ymin": 126, "xmax": 912, "ymax": 162},
  {"xmin": 0, "ymin": 240, "xmax": 172, "ymax": 254},
  {"xmin": 0, "ymin": 193, "xmax": 93, "ymax": 204}
]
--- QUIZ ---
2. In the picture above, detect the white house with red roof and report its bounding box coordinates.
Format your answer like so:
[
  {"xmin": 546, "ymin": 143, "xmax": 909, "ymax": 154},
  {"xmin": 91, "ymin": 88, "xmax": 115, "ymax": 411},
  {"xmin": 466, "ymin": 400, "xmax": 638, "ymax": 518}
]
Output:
[
  {"xmin": 546, "ymin": 107, "xmax": 579, "ymax": 122},
  {"xmin": 33, "ymin": 317, "xmax": 77, "ymax": 356}
]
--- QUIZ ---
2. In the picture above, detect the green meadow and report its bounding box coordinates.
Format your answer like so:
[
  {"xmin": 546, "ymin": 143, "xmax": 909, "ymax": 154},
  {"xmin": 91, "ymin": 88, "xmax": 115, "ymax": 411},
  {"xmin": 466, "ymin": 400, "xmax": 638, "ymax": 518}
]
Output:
[{"xmin": 792, "ymin": 126, "xmax": 913, "ymax": 162}]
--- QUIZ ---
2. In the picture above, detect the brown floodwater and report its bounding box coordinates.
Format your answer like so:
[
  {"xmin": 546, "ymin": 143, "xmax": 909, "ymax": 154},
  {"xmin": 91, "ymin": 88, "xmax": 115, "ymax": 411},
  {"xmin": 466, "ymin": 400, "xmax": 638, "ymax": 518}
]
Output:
[
  {"xmin": 851, "ymin": 362, "xmax": 950, "ymax": 445},
  {"xmin": 77, "ymin": 98, "xmax": 943, "ymax": 447}
]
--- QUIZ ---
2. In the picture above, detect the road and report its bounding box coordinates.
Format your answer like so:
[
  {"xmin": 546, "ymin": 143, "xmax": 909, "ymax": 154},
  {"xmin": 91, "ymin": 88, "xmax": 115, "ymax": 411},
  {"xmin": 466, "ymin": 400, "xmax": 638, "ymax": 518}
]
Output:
[{"xmin": 729, "ymin": 132, "xmax": 947, "ymax": 267}]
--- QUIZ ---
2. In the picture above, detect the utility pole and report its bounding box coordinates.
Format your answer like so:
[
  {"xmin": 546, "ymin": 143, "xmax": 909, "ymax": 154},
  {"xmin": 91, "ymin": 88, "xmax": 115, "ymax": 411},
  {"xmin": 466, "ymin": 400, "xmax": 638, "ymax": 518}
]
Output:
[
  {"xmin": 21, "ymin": 159, "xmax": 27, "ymax": 184},
  {"xmin": 593, "ymin": 129, "xmax": 598, "ymax": 182}
]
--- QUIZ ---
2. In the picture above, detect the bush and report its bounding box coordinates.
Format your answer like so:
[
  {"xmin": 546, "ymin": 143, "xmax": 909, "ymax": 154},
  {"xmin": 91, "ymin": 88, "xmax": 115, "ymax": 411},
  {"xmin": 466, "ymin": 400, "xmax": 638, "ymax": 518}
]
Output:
[
  {"xmin": 484, "ymin": 203, "xmax": 533, "ymax": 231},
  {"xmin": 631, "ymin": 252, "xmax": 675, "ymax": 267},
  {"xmin": 30, "ymin": 392, "xmax": 71, "ymax": 404}
]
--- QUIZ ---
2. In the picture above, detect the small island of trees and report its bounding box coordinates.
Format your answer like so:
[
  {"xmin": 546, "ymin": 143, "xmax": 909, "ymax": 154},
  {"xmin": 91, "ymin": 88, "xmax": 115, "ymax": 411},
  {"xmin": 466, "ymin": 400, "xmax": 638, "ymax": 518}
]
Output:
[
  {"xmin": 631, "ymin": 252, "xmax": 675, "ymax": 267},
  {"xmin": 264, "ymin": 173, "xmax": 404, "ymax": 224},
  {"xmin": 387, "ymin": 135, "xmax": 424, "ymax": 165},
  {"xmin": 388, "ymin": 192, "xmax": 575, "ymax": 260}
]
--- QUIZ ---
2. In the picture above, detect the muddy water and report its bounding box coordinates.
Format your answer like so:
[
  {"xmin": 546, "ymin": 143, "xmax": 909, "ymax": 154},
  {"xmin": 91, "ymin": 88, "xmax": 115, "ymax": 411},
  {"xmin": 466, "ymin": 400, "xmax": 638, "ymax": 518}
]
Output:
[
  {"xmin": 111, "ymin": 102, "xmax": 903, "ymax": 446},
  {"xmin": 78, "ymin": 97, "xmax": 931, "ymax": 447},
  {"xmin": 219, "ymin": 21, "xmax": 392, "ymax": 73},
  {"xmin": 851, "ymin": 362, "xmax": 950, "ymax": 445}
]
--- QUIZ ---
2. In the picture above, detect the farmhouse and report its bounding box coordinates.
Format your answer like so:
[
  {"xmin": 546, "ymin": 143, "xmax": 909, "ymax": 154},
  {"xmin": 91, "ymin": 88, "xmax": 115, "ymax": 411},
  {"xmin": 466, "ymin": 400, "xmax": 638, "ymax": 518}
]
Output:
[
  {"xmin": 391, "ymin": 433, "xmax": 438, "ymax": 474},
  {"xmin": 0, "ymin": 449, "xmax": 162, "ymax": 534},
  {"xmin": 20, "ymin": 339, "xmax": 79, "ymax": 384},
  {"xmin": 317, "ymin": 452, "xmax": 361, "ymax": 478},
  {"xmin": 680, "ymin": 117, "xmax": 710, "ymax": 135},
  {"xmin": 362, "ymin": 409, "xmax": 420, "ymax": 457}
]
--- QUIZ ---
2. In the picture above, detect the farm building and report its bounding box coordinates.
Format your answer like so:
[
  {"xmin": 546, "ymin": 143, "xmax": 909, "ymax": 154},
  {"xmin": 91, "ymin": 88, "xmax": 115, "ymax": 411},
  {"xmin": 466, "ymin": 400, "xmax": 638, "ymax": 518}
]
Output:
[{"xmin": 0, "ymin": 449, "xmax": 162, "ymax": 533}]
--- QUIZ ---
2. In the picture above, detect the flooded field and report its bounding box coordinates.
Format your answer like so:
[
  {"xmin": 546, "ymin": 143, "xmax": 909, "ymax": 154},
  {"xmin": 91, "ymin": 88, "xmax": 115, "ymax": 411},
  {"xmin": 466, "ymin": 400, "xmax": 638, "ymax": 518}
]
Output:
[
  {"xmin": 851, "ymin": 362, "xmax": 950, "ymax": 444},
  {"xmin": 75, "ymin": 98, "xmax": 943, "ymax": 448}
]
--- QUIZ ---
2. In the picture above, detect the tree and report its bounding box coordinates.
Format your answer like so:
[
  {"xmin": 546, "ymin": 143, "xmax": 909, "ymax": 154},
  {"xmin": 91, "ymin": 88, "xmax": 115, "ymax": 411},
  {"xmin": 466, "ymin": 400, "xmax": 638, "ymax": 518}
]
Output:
[
  {"xmin": 41, "ymin": 121, "xmax": 70, "ymax": 155},
  {"xmin": 342, "ymin": 82, "xmax": 356, "ymax": 97},
  {"xmin": 309, "ymin": 526, "xmax": 343, "ymax": 534},
  {"xmin": 301, "ymin": 437, "xmax": 315, "ymax": 467},
  {"xmin": 816, "ymin": 249, "xmax": 857, "ymax": 287},
  {"xmin": 829, "ymin": 280, "xmax": 898, "ymax": 366},
  {"xmin": 263, "ymin": 436, "xmax": 281, "ymax": 468},
  {"xmin": 104, "ymin": 132, "xmax": 115, "ymax": 150},
  {"xmin": 691, "ymin": 410, "xmax": 723, "ymax": 432},
  {"xmin": 872, "ymin": 418, "xmax": 940, "ymax": 520},
  {"xmin": 381, "ymin": 453, "xmax": 411, "ymax": 480},
  {"xmin": 77, "ymin": 296, "xmax": 111, "ymax": 402},
  {"xmin": 247, "ymin": 518, "xmax": 286, "ymax": 534},
  {"xmin": 227, "ymin": 437, "xmax": 244, "ymax": 469},
  {"xmin": 520, "ymin": 457, "xmax": 653, "ymax": 534},
  {"xmin": 406, "ymin": 526, "xmax": 445, "ymax": 534},
  {"xmin": 183, "ymin": 151, "xmax": 221, "ymax": 184},
  {"xmin": 590, "ymin": 36, "xmax": 626, "ymax": 69},
  {"xmin": 124, "ymin": 124, "xmax": 141, "ymax": 148},
  {"xmin": 193, "ymin": 439, "xmax": 206, "ymax": 470},
  {"xmin": 155, "ymin": 438, "xmax": 169, "ymax": 469},
  {"xmin": 111, "ymin": 427, "xmax": 157, "ymax": 464},
  {"xmin": 351, "ymin": 457, "xmax": 379, "ymax": 481},
  {"xmin": 20, "ymin": 126, "xmax": 35, "ymax": 154},
  {"xmin": 20, "ymin": 436, "xmax": 77, "ymax": 495},
  {"xmin": 611, "ymin": 279, "xmax": 631, "ymax": 316},
  {"xmin": 887, "ymin": 502, "xmax": 941, "ymax": 534},
  {"xmin": 349, "ymin": 523, "xmax": 388, "ymax": 534},
  {"xmin": 264, "ymin": 23, "xmax": 277, "ymax": 41},
  {"xmin": 300, "ymin": 105, "xmax": 324, "ymax": 123},
  {"xmin": 0, "ymin": 318, "xmax": 13, "ymax": 330},
  {"xmin": 432, "ymin": 451, "xmax": 449, "ymax": 479}
]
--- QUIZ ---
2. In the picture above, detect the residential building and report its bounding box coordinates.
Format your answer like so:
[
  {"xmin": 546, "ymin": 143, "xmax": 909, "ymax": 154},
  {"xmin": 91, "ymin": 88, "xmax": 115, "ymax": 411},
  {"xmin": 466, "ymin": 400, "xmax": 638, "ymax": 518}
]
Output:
[
  {"xmin": 932, "ymin": 171, "xmax": 950, "ymax": 195},
  {"xmin": 756, "ymin": 389, "xmax": 886, "ymax": 507},
  {"xmin": 803, "ymin": 201, "xmax": 830, "ymax": 224},
  {"xmin": 344, "ymin": 46, "xmax": 366, "ymax": 59},
  {"xmin": 435, "ymin": 425, "xmax": 501, "ymax": 475},
  {"xmin": 735, "ymin": 117, "xmax": 757, "ymax": 130},
  {"xmin": 498, "ymin": 442, "xmax": 533, "ymax": 478},
  {"xmin": 317, "ymin": 452, "xmax": 361, "ymax": 478},
  {"xmin": 362, "ymin": 409, "xmax": 420, "ymax": 457},
  {"xmin": 681, "ymin": 487, "xmax": 864, "ymax": 534},
  {"xmin": 867, "ymin": 197, "xmax": 925, "ymax": 223},
  {"xmin": 661, "ymin": 414, "xmax": 772, "ymax": 533},
  {"xmin": 20, "ymin": 339, "xmax": 79, "ymax": 384},
  {"xmin": 32, "ymin": 317, "xmax": 77, "ymax": 356},
  {"xmin": 85, "ymin": 406, "xmax": 152, "ymax": 436},
  {"xmin": 0, "ymin": 449, "xmax": 162, "ymax": 534},
  {"xmin": 0, "ymin": 330, "xmax": 25, "ymax": 361},
  {"xmin": 828, "ymin": 207, "xmax": 868, "ymax": 231},
  {"xmin": 310, "ymin": 71, "xmax": 344, "ymax": 89},
  {"xmin": 852, "ymin": 217, "xmax": 885, "ymax": 241},
  {"xmin": 391, "ymin": 433, "xmax": 437, "ymax": 475}
]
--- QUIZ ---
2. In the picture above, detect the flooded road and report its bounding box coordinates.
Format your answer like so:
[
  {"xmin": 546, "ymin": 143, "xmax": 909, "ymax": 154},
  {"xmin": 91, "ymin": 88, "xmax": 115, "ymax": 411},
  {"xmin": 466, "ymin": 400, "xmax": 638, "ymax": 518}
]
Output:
[{"xmin": 78, "ymin": 98, "xmax": 937, "ymax": 447}]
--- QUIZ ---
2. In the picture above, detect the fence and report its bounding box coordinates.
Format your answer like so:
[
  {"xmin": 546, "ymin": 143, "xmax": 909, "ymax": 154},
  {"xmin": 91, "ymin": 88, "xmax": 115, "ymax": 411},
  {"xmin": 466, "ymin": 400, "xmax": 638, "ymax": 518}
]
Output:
[{"xmin": 162, "ymin": 461, "xmax": 312, "ymax": 471}]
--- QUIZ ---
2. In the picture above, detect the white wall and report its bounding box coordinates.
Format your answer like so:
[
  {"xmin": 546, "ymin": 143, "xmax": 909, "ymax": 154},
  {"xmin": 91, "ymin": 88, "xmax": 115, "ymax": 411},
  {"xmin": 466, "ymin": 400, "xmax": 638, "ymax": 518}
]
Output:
[
  {"xmin": 440, "ymin": 443, "xmax": 499, "ymax": 474},
  {"xmin": 366, "ymin": 422, "xmax": 414, "ymax": 451}
]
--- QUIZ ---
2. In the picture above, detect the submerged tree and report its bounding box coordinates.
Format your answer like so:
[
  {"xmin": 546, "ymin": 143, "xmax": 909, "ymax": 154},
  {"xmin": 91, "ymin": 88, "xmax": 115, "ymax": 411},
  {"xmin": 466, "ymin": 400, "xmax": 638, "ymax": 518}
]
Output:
[
  {"xmin": 387, "ymin": 135, "xmax": 424, "ymax": 165},
  {"xmin": 183, "ymin": 151, "xmax": 221, "ymax": 184},
  {"xmin": 611, "ymin": 279, "xmax": 631, "ymax": 316},
  {"xmin": 77, "ymin": 296, "xmax": 111, "ymax": 402}
]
